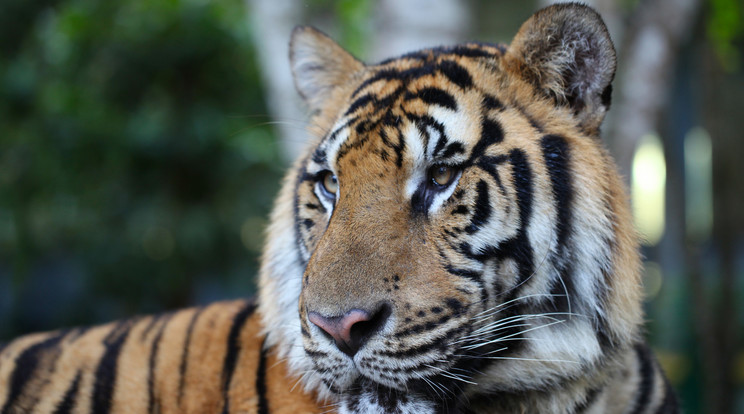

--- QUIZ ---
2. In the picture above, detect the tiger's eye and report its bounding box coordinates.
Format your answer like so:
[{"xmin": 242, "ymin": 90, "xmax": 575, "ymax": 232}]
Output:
[
  {"xmin": 321, "ymin": 171, "xmax": 338, "ymax": 196},
  {"xmin": 431, "ymin": 165, "xmax": 454, "ymax": 186}
]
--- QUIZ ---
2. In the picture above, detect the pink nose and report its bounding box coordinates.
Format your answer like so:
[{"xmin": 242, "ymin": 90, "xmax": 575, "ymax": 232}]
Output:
[{"xmin": 308, "ymin": 307, "xmax": 389, "ymax": 356}]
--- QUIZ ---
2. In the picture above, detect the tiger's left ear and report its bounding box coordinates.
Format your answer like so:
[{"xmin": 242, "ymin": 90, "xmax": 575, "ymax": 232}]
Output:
[
  {"xmin": 505, "ymin": 3, "xmax": 616, "ymax": 133},
  {"xmin": 290, "ymin": 26, "xmax": 365, "ymax": 113}
]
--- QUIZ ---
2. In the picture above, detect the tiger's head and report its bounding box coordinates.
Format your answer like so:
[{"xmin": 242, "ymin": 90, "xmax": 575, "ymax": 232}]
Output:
[{"xmin": 259, "ymin": 4, "xmax": 643, "ymax": 413}]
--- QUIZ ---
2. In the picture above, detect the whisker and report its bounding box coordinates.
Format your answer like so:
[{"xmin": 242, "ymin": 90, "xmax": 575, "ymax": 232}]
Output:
[{"xmin": 477, "ymin": 355, "xmax": 581, "ymax": 364}]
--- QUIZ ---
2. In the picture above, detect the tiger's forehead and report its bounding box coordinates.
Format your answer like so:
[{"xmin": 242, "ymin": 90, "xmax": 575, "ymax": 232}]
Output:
[{"xmin": 307, "ymin": 43, "xmax": 508, "ymax": 175}]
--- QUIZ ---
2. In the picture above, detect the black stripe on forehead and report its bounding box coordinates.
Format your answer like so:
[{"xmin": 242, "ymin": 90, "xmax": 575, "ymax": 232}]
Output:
[
  {"xmin": 483, "ymin": 94, "xmax": 505, "ymax": 111},
  {"xmin": 438, "ymin": 60, "xmax": 473, "ymax": 89},
  {"xmin": 386, "ymin": 123, "xmax": 406, "ymax": 168},
  {"xmin": 378, "ymin": 43, "xmax": 501, "ymax": 65},
  {"xmin": 404, "ymin": 87, "xmax": 457, "ymax": 111},
  {"xmin": 346, "ymin": 86, "xmax": 407, "ymax": 117},
  {"xmin": 351, "ymin": 66, "xmax": 436, "ymax": 98},
  {"xmin": 408, "ymin": 114, "xmax": 445, "ymax": 158},
  {"xmin": 311, "ymin": 117, "xmax": 359, "ymax": 165},
  {"xmin": 351, "ymin": 59, "xmax": 474, "ymax": 100},
  {"xmin": 468, "ymin": 118, "xmax": 504, "ymax": 163}
]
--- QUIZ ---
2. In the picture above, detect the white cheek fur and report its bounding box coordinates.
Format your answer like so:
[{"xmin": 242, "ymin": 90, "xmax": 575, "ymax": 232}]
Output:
[
  {"xmin": 314, "ymin": 182, "xmax": 336, "ymax": 216},
  {"xmin": 426, "ymin": 170, "xmax": 463, "ymax": 214}
]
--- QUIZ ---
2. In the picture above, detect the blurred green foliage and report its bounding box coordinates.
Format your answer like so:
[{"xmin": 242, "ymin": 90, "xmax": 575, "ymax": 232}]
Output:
[
  {"xmin": 303, "ymin": 0, "xmax": 372, "ymax": 57},
  {"xmin": 0, "ymin": 0, "xmax": 283, "ymax": 338},
  {"xmin": 707, "ymin": 0, "xmax": 743, "ymax": 71}
]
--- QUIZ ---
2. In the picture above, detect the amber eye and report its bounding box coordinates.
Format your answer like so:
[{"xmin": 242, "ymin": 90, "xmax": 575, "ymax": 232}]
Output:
[
  {"xmin": 320, "ymin": 171, "xmax": 338, "ymax": 197},
  {"xmin": 430, "ymin": 165, "xmax": 455, "ymax": 187}
]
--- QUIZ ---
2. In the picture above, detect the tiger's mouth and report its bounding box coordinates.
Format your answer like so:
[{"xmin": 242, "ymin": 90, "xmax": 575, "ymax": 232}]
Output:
[{"xmin": 302, "ymin": 303, "xmax": 507, "ymax": 397}]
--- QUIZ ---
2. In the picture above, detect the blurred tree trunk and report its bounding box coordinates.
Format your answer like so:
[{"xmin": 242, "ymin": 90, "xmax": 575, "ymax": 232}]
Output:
[
  {"xmin": 370, "ymin": 0, "xmax": 469, "ymax": 61},
  {"xmin": 699, "ymin": 46, "xmax": 744, "ymax": 414},
  {"xmin": 607, "ymin": 0, "xmax": 702, "ymax": 180},
  {"xmin": 247, "ymin": 0, "xmax": 306, "ymax": 164}
]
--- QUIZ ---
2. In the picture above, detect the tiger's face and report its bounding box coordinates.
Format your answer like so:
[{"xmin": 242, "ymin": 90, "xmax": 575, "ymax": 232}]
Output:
[{"xmin": 260, "ymin": 5, "xmax": 643, "ymax": 413}]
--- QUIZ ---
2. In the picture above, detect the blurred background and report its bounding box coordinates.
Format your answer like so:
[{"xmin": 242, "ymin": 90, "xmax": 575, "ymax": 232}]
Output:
[{"xmin": 0, "ymin": 0, "xmax": 741, "ymax": 412}]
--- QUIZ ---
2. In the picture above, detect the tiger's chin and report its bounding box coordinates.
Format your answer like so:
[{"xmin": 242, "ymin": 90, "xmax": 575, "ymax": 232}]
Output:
[
  {"xmin": 310, "ymin": 347, "xmax": 474, "ymax": 414},
  {"xmin": 337, "ymin": 378, "xmax": 442, "ymax": 414}
]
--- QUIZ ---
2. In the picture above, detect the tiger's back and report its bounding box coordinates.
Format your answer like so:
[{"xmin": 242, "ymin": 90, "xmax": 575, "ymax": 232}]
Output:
[{"xmin": 0, "ymin": 300, "xmax": 323, "ymax": 413}]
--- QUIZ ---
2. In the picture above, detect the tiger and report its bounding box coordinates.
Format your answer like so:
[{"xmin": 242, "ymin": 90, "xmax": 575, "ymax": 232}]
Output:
[{"xmin": 0, "ymin": 3, "xmax": 678, "ymax": 414}]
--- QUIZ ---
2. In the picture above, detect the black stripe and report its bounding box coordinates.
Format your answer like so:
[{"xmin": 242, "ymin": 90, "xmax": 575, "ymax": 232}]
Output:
[
  {"xmin": 462, "ymin": 150, "xmax": 534, "ymax": 282},
  {"xmin": 352, "ymin": 59, "xmax": 472, "ymax": 100},
  {"xmin": 376, "ymin": 326, "xmax": 463, "ymax": 358},
  {"xmin": 476, "ymin": 155, "xmax": 509, "ymax": 196},
  {"xmin": 655, "ymin": 378, "xmax": 679, "ymax": 413},
  {"xmin": 541, "ymin": 135, "xmax": 576, "ymax": 314},
  {"xmin": 92, "ymin": 321, "xmax": 134, "ymax": 414},
  {"xmin": 441, "ymin": 142, "xmax": 465, "ymax": 159},
  {"xmin": 483, "ymin": 94, "xmax": 504, "ymax": 110},
  {"xmin": 375, "ymin": 386, "xmax": 399, "ymax": 413},
  {"xmin": 345, "ymin": 93, "xmax": 375, "ymax": 116},
  {"xmin": 256, "ymin": 337, "xmax": 269, "ymax": 414},
  {"xmin": 630, "ymin": 344, "xmax": 655, "ymax": 414},
  {"xmin": 294, "ymin": 162, "xmax": 311, "ymax": 269},
  {"xmin": 377, "ymin": 43, "xmax": 497, "ymax": 66},
  {"xmin": 1, "ymin": 331, "xmax": 67, "ymax": 414},
  {"xmin": 438, "ymin": 60, "xmax": 473, "ymax": 89},
  {"xmin": 408, "ymin": 114, "xmax": 445, "ymax": 157},
  {"xmin": 52, "ymin": 371, "xmax": 82, "ymax": 414},
  {"xmin": 541, "ymin": 135, "xmax": 574, "ymax": 249},
  {"xmin": 571, "ymin": 386, "xmax": 602, "ymax": 413},
  {"xmin": 444, "ymin": 265, "xmax": 482, "ymax": 283},
  {"xmin": 468, "ymin": 118, "xmax": 504, "ymax": 163},
  {"xmin": 443, "ymin": 45, "xmax": 497, "ymax": 58},
  {"xmin": 406, "ymin": 87, "xmax": 457, "ymax": 111},
  {"xmin": 66, "ymin": 327, "xmax": 90, "ymax": 343},
  {"xmin": 508, "ymin": 148, "xmax": 535, "ymax": 288},
  {"xmin": 379, "ymin": 117, "xmax": 406, "ymax": 168},
  {"xmin": 140, "ymin": 313, "xmax": 167, "ymax": 342},
  {"xmin": 0, "ymin": 341, "xmax": 7, "ymax": 355},
  {"xmin": 325, "ymin": 117, "xmax": 357, "ymax": 145},
  {"xmin": 515, "ymin": 104, "xmax": 543, "ymax": 132},
  {"xmin": 351, "ymin": 66, "xmax": 436, "ymax": 98},
  {"xmin": 311, "ymin": 148, "xmax": 327, "ymax": 165},
  {"xmin": 464, "ymin": 180, "xmax": 491, "ymax": 234},
  {"xmin": 221, "ymin": 301, "xmax": 257, "ymax": 414},
  {"xmin": 456, "ymin": 150, "xmax": 535, "ymax": 337},
  {"xmin": 147, "ymin": 314, "xmax": 172, "ymax": 414},
  {"xmin": 178, "ymin": 307, "xmax": 205, "ymax": 404}
]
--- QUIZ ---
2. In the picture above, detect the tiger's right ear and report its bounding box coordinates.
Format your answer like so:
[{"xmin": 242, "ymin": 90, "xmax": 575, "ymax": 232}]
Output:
[{"xmin": 290, "ymin": 26, "xmax": 364, "ymax": 112}]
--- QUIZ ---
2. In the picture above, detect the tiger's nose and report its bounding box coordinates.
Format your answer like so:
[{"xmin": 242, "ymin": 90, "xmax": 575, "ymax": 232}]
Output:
[{"xmin": 308, "ymin": 306, "xmax": 390, "ymax": 357}]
